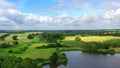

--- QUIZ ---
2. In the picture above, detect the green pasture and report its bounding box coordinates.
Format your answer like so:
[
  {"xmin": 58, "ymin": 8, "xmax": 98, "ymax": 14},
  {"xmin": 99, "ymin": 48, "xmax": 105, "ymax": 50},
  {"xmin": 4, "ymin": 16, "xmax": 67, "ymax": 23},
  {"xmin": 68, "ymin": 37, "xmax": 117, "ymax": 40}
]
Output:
[
  {"xmin": 16, "ymin": 43, "xmax": 56, "ymax": 59},
  {"xmin": 1, "ymin": 33, "xmax": 120, "ymax": 59}
]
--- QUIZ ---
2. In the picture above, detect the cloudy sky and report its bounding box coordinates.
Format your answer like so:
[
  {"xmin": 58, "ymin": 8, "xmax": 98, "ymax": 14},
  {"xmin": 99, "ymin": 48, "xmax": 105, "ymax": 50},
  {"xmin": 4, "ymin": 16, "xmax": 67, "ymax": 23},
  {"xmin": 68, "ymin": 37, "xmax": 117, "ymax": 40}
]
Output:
[{"xmin": 0, "ymin": 0, "xmax": 120, "ymax": 30}]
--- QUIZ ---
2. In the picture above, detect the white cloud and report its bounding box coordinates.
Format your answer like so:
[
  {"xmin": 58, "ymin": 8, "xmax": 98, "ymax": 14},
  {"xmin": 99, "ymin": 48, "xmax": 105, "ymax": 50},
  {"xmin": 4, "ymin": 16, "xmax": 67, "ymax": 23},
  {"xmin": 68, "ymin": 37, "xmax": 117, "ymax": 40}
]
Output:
[
  {"xmin": 0, "ymin": 0, "xmax": 120, "ymax": 30},
  {"xmin": 102, "ymin": 0, "xmax": 120, "ymax": 9},
  {"xmin": 0, "ymin": 8, "xmax": 120, "ymax": 30},
  {"xmin": 0, "ymin": 0, "xmax": 15, "ymax": 9}
]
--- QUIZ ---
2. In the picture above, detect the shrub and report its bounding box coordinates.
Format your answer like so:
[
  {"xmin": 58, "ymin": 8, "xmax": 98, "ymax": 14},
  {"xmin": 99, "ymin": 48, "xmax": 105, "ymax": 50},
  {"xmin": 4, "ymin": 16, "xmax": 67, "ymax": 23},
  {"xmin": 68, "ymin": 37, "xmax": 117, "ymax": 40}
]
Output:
[
  {"xmin": 27, "ymin": 34, "xmax": 35, "ymax": 39},
  {"xmin": 12, "ymin": 35, "xmax": 18, "ymax": 40},
  {"xmin": 13, "ymin": 41, "xmax": 19, "ymax": 45},
  {"xmin": 75, "ymin": 36, "xmax": 81, "ymax": 41},
  {"xmin": 8, "ymin": 50, "xmax": 13, "ymax": 53}
]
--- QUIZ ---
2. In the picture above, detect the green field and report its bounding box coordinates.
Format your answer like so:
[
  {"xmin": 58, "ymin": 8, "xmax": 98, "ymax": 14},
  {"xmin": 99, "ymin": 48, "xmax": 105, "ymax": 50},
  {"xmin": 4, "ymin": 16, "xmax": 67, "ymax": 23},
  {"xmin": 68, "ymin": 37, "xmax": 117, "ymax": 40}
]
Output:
[
  {"xmin": 0, "ymin": 33, "xmax": 57, "ymax": 59},
  {"xmin": 1, "ymin": 33, "xmax": 120, "ymax": 59},
  {"xmin": 16, "ymin": 43, "xmax": 56, "ymax": 59},
  {"xmin": 64, "ymin": 36, "xmax": 120, "ymax": 42},
  {"xmin": 0, "ymin": 32, "xmax": 120, "ymax": 68}
]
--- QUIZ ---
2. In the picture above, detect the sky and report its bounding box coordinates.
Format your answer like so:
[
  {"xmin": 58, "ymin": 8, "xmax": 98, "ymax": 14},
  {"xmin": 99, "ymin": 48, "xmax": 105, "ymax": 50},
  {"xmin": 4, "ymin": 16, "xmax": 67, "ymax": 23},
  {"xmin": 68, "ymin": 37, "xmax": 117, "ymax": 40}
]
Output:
[{"xmin": 0, "ymin": 0, "xmax": 120, "ymax": 30}]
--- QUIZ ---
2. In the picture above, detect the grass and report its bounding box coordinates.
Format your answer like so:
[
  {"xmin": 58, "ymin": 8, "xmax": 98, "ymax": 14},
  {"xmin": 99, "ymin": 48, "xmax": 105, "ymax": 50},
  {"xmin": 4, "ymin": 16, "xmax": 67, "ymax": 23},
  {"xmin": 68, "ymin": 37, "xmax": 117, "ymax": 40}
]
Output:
[
  {"xmin": 0, "ymin": 42, "xmax": 56, "ymax": 59},
  {"xmin": 1, "ymin": 33, "xmax": 120, "ymax": 59},
  {"xmin": 4, "ymin": 34, "xmax": 31, "ymax": 43},
  {"xmin": 0, "ymin": 43, "xmax": 27, "ymax": 55},
  {"xmin": 0, "ymin": 33, "xmax": 56, "ymax": 59},
  {"xmin": 112, "ymin": 48, "xmax": 120, "ymax": 53},
  {"xmin": 0, "ymin": 33, "xmax": 6, "ymax": 36},
  {"xmin": 64, "ymin": 36, "xmax": 120, "ymax": 42},
  {"xmin": 17, "ymin": 43, "xmax": 56, "ymax": 59}
]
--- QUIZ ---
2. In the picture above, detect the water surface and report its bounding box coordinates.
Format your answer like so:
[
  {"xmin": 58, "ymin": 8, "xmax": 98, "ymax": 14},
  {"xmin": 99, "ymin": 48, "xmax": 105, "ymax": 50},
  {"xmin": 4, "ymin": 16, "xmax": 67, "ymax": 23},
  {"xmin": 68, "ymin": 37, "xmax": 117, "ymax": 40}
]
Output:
[{"xmin": 43, "ymin": 51, "xmax": 120, "ymax": 68}]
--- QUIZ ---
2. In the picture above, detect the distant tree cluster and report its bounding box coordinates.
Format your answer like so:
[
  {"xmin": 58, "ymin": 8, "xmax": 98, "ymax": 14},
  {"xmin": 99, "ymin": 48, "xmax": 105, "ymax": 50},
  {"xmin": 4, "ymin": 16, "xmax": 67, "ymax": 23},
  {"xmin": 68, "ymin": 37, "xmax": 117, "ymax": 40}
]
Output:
[
  {"xmin": 39, "ymin": 32, "xmax": 64, "ymax": 42},
  {"xmin": 60, "ymin": 30, "xmax": 120, "ymax": 36}
]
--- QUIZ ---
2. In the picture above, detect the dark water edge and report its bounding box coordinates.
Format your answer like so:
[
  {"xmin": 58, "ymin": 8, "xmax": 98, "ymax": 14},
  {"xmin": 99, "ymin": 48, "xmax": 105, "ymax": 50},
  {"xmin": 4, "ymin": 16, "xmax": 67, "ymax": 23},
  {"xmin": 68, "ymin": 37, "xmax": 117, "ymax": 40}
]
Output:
[{"xmin": 43, "ymin": 51, "xmax": 120, "ymax": 68}]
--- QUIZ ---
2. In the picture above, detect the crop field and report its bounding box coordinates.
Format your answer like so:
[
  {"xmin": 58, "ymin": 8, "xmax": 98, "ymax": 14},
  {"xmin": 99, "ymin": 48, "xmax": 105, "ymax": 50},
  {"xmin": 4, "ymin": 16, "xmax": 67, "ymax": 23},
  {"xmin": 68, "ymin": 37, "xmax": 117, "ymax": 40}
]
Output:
[{"xmin": 64, "ymin": 36, "xmax": 120, "ymax": 42}]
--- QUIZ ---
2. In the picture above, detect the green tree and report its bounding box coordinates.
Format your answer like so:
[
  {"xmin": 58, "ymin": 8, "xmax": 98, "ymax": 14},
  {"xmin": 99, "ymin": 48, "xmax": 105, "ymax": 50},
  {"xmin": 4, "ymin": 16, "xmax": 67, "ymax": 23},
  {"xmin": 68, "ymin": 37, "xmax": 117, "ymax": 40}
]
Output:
[
  {"xmin": 12, "ymin": 35, "xmax": 18, "ymax": 40},
  {"xmin": 27, "ymin": 34, "xmax": 35, "ymax": 39},
  {"xmin": 39, "ymin": 32, "xmax": 64, "ymax": 42},
  {"xmin": 49, "ymin": 52, "xmax": 58, "ymax": 64},
  {"xmin": 75, "ymin": 36, "xmax": 81, "ymax": 41}
]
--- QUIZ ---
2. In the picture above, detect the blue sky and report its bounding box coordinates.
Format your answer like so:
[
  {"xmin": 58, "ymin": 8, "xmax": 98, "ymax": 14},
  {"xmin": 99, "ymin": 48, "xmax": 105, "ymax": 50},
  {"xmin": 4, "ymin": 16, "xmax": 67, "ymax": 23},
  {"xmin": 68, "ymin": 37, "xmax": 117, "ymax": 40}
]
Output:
[
  {"xmin": 0, "ymin": 0, "xmax": 120, "ymax": 30},
  {"xmin": 9, "ymin": 0, "xmax": 106, "ymax": 16}
]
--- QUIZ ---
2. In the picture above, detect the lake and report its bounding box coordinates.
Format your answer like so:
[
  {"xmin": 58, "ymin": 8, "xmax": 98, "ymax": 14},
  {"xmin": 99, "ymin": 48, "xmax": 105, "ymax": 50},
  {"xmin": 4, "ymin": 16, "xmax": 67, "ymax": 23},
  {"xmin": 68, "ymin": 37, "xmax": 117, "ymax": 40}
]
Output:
[{"xmin": 43, "ymin": 51, "xmax": 120, "ymax": 68}]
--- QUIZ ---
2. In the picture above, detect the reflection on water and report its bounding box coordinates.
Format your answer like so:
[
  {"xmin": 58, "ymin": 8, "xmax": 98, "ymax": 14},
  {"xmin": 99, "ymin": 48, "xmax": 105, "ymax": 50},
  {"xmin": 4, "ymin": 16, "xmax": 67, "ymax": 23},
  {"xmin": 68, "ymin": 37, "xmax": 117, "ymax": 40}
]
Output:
[{"xmin": 43, "ymin": 51, "xmax": 120, "ymax": 68}]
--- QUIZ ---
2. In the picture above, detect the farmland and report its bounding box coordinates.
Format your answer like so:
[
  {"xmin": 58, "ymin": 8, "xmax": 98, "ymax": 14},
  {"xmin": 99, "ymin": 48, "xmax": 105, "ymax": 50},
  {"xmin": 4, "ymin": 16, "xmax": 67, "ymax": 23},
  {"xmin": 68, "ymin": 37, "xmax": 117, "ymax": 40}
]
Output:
[
  {"xmin": 0, "ymin": 31, "xmax": 120, "ymax": 67},
  {"xmin": 64, "ymin": 36, "xmax": 120, "ymax": 42},
  {"xmin": 0, "ymin": 33, "xmax": 120, "ymax": 59}
]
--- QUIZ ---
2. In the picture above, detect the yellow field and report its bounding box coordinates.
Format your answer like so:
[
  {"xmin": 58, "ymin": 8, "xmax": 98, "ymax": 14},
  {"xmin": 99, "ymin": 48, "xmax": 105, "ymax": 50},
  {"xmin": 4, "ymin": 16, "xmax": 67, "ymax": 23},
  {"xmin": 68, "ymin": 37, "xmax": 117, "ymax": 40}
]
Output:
[
  {"xmin": 4, "ymin": 34, "xmax": 31, "ymax": 43},
  {"xmin": 64, "ymin": 36, "xmax": 120, "ymax": 42}
]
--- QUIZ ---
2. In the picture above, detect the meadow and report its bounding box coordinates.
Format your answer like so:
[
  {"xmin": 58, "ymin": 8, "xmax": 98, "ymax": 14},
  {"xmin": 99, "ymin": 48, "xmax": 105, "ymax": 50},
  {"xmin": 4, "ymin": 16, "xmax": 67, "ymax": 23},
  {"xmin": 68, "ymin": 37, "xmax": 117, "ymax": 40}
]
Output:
[
  {"xmin": 0, "ymin": 32, "xmax": 120, "ymax": 68},
  {"xmin": 16, "ymin": 43, "xmax": 56, "ymax": 59},
  {"xmin": 0, "ymin": 33, "xmax": 57, "ymax": 59},
  {"xmin": 0, "ymin": 33, "xmax": 120, "ymax": 60},
  {"xmin": 4, "ymin": 34, "xmax": 31, "ymax": 43}
]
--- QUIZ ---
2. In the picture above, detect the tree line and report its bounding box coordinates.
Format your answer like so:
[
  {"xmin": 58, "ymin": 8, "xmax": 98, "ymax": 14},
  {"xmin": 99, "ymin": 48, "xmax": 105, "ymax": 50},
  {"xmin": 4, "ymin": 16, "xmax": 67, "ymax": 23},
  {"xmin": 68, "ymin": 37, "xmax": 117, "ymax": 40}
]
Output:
[{"xmin": 37, "ymin": 32, "xmax": 64, "ymax": 42}]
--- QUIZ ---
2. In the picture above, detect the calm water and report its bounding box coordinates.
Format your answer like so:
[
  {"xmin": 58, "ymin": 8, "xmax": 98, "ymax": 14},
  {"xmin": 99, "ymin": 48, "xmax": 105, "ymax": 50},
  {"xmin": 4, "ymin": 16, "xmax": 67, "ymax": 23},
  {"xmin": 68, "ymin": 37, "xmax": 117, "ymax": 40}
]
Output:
[{"xmin": 43, "ymin": 51, "xmax": 120, "ymax": 68}]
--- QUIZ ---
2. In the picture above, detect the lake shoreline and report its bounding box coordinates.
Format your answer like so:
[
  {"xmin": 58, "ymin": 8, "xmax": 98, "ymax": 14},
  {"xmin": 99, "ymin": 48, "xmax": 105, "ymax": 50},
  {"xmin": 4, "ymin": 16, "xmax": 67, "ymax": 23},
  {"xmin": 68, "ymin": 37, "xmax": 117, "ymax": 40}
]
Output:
[{"xmin": 43, "ymin": 51, "xmax": 120, "ymax": 68}]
